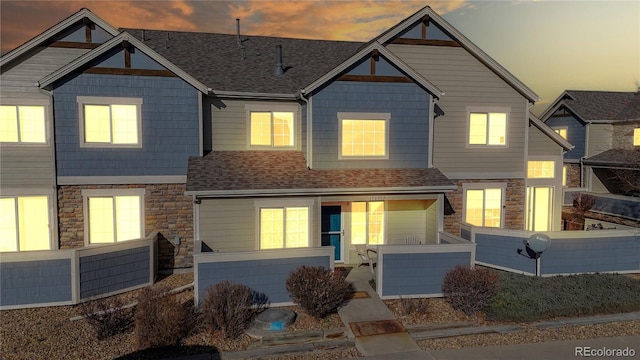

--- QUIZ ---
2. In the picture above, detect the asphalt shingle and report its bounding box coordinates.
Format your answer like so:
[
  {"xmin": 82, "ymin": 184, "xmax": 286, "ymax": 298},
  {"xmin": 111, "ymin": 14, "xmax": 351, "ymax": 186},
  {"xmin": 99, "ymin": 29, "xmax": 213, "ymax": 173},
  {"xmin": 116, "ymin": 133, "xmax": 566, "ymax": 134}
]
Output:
[{"xmin": 564, "ymin": 90, "xmax": 640, "ymax": 121}]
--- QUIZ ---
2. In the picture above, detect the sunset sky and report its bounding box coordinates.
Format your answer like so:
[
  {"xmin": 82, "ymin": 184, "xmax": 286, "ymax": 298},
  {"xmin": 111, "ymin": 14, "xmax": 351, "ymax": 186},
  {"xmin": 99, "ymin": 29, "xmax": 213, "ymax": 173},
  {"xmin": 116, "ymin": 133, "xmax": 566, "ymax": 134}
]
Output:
[{"xmin": 1, "ymin": 1, "xmax": 638, "ymax": 113}]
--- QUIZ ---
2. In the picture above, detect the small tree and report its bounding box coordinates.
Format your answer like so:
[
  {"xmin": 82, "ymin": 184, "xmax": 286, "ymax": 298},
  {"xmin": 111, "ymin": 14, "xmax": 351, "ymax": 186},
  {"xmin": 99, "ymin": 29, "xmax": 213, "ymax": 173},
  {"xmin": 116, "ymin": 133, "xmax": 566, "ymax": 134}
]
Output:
[{"xmin": 286, "ymin": 266, "xmax": 354, "ymax": 319}]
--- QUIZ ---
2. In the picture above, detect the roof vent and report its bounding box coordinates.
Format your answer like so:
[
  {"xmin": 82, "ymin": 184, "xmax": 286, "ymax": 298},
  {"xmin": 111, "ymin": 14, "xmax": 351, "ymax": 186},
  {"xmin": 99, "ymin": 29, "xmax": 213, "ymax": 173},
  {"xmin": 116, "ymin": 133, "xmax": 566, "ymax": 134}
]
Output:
[
  {"xmin": 236, "ymin": 18, "xmax": 245, "ymax": 60},
  {"xmin": 274, "ymin": 45, "xmax": 284, "ymax": 76}
]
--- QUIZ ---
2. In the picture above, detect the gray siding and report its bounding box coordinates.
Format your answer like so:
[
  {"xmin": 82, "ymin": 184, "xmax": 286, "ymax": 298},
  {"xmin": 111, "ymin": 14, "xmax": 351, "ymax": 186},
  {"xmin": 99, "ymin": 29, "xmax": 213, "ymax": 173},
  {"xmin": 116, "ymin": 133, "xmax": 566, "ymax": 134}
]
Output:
[
  {"xmin": 544, "ymin": 114, "xmax": 585, "ymax": 160},
  {"xmin": 528, "ymin": 125, "xmax": 563, "ymax": 156},
  {"xmin": 209, "ymin": 99, "xmax": 303, "ymax": 151},
  {"xmin": 587, "ymin": 124, "xmax": 613, "ymax": 157},
  {"xmin": 79, "ymin": 246, "xmax": 150, "ymax": 298},
  {"xmin": 475, "ymin": 233, "xmax": 536, "ymax": 274},
  {"xmin": 198, "ymin": 198, "xmax": 257, "ymax": 252},
  {"xmin": 541, "ymin": 236, "xmax": 639, "ymax": 275},
  {"xmin": 0, "ymin": 259, "xmax": 72, "ymax": 306},
  {"xmin": 311, "ymin": 81, "xmax": 431, "ymax": 169},
  {"xmin": 53, "ymin": 74, "xmax": 200, "ymax": 177},
  {"xmin": 388, "ymin": 45, "xmax": 527, "ymax": 177},
  {"xmin": 1, "ymin": 46, "xmax": 88, "ymax": 187},
  {"xmin": 197, "ymin": 256, "xmax": 330, "ymax": 304},
  {"xmin": 381, "ymin": 251, "xmax": 472, "ymax": 296}
]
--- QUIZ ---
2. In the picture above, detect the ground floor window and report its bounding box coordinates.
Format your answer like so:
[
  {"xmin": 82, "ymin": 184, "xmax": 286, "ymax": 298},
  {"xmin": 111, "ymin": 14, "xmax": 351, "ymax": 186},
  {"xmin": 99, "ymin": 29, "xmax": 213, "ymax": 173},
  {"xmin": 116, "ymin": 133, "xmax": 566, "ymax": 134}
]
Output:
[
  {"xmin": 351, "ymin": 201, "xmax": 385, "ymax": 245},
  {"xmin": 83, "ymin": 189, "xmax": 144, "ymax": 244},
  {"xmin": 259, "ymin": 207, "xmax": 309, "ymax": 249},
  {"xmin": 526, "ymin": 186, "xmax": 553, "ymax": 231},
  {"xmin": 464, "ymin": 186, "xmax": 503, "ymax": 228},
  {"xmin": 0, "ymin": 196, "xmax": 50, "ymax": 251}
]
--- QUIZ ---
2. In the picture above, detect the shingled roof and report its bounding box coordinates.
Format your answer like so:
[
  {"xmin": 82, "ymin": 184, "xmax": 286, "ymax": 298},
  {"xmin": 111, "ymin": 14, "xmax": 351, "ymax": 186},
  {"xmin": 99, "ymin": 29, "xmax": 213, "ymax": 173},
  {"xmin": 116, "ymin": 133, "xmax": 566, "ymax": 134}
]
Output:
[
  {"xmin": 185, "ymin": 151, "xmax": 455, "ymax": 196},
  {"xmin": 123, "ymin": 29, "xmax": 364, "ymax": 95},
  {"xmin": 583, "ymin": 149, "xmax": 640, "ymax": 169},
  {"xmin": 560, "ymin": 91, "xmax": 640, "ymax": 122}
]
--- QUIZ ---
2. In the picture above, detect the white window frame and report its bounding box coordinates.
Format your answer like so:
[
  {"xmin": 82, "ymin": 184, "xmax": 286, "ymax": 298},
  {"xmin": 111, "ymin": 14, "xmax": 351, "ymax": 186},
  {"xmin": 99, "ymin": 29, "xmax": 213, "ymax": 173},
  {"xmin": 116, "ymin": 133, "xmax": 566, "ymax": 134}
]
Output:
[
  {"xmin": 0, "ymin": 191, "xmax": 54, "ymax": 251},
  {"xmin": 338, "ymin": 112, "xmax": 390, "ymax": 159},
  {"xmin": 349, "ymin": 200, "xmax": 387, "ymax": 246},
  {"xmin": 82, "ymin": 188, "xmax": 145, "ymax": 246},
  {"xmin": 77, "ymin": 96, "xmax": 143, "ymax": 148},
  {"xmin": 527, "ymin": 160, "xmax": 556, "ymax": 179},
  {"xmin": 254, "ymin": 198, "xmax": 313, "ymax": 250},
  {"xmin": 0, "ymin": 101, "xmax": 50, "ymax": 146},
  {"xmin": 466, "ymin": 107, "xmax": 510, "ymax": 148},
  {"xmin": 462, "ymin": 182, "xmax": 506, "ymax": 228},
  {"xmin": 553, "ymin": 127, "xmax": 568, "ymax": 140},
  {"xmin": 246, "ymin": 103, "xmax": 299, "ymax": 149}
]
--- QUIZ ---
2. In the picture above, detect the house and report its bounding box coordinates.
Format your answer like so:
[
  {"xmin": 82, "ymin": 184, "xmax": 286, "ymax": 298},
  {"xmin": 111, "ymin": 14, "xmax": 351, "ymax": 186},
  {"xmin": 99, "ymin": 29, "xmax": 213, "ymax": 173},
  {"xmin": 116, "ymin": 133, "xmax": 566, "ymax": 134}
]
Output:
[
  {"xmin": 540, "ymin": 90, "xmax": 640, "ymax": 228},
  {"xmin": 1, "ymin": 6, "xmax": 571, "ymax": 270}
]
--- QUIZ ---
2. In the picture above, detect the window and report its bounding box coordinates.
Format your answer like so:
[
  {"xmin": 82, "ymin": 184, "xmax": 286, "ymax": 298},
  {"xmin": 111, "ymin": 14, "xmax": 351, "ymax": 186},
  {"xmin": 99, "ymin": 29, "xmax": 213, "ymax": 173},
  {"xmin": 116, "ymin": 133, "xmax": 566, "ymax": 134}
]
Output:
[
  {"xmin": 83, "ymin": 189, "xmax": 144, "ymax": 244},
  {"xmin": 78, "ymin": 97, "xmax": 142, "ymax": 147},
  {"xmin": 0, "ymin": 105, "xmax": 46, "ymax": 143},
  {"xmin": 634, "ymin": 128, "xmax": 640, "ymax": 146},
  {"xmin": 351, "ymin": 201, "xmax": 385, "ymax": 245},
  {"xmin": 259, "ymin": 207, "xmax": 309, "ymax": 249},
  {"xmin": 464, "ymin": 187, "xmax": 503, "ymax": 228},
  {"xmin": 468, "ymin": 111, "xmax": 507, "ymax": 146},
  {"xmin": 526, "ymin": 186, "xmax": 553, "ymax": 231},
  {"xmin": 0, "ymin": 196, "xmax": 50, "ymax": 251},
  {"xmin": 554, "ymin": 127, "xmax": 567, "ymax": 140},
  {"xmin": 527, "ymin": 160, "xmax": 555, "ymax": 179},
  {"xmin": 338, "ymin": 112, "xmax": 390, "ymax": 158},
  {"xmin": 246, "ymin": 104, "xmax": 298, "ymax": 148},
  {"xmin": 562, "ymin": 166, "xmax": 567, "ymax": 187}
]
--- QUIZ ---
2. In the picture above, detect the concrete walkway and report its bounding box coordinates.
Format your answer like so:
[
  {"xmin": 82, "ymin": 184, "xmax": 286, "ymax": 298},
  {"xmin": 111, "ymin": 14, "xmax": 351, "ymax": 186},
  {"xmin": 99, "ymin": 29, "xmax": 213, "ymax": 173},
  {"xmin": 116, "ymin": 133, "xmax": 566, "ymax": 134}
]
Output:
[{"xmin": 338, "ymin": 265, "xmax": 422, "ymax": 356}]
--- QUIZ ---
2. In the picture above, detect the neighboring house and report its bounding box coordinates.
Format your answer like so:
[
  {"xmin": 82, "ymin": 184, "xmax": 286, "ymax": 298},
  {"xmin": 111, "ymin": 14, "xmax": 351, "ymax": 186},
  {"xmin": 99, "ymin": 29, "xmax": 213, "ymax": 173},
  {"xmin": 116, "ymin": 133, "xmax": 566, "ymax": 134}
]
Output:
[
  {"xmin": 0, "ymin": 6, "xmax": 572, "ymax": 269},
  {"xmin": 540, "ymin": 90, "xmax": 640, "ymax": 227}
]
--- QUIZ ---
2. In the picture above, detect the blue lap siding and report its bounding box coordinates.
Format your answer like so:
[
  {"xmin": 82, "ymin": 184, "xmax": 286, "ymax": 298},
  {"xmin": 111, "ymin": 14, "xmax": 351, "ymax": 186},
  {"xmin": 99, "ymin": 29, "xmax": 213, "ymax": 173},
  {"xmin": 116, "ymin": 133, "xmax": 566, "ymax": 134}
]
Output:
[
  {"xmin": 79, "ymin": 246, "xmax": 150, "ymax": 298},
  {"xmin": 311, "ymin": 81, "xmax": 431, "ymax": 169},
  {"xmin": 381, "ymin": 252, "xmax": 472, "ymax": 296},
  {"xmin": 475, "ymin": 233, "xmax": 536, "ymax": 274},
  {"xmin": 0, "ymin": 259, "xmax": 72, "ymax": 306},
  {"xmin": 53, "ymin": 74, "xmax": 200, "ymax": 177},
  {"xmin": 197, "ymin": 256, "xmax": 330, "ymax": 304}
]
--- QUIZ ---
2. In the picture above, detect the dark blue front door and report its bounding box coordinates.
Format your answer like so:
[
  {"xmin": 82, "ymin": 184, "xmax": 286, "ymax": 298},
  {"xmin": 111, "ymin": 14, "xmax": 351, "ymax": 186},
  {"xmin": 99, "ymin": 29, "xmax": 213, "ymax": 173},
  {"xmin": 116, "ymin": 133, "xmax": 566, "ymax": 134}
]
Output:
[{"xmin": 321, "ymin": 206, "xmax": 342, "ymax": 261}]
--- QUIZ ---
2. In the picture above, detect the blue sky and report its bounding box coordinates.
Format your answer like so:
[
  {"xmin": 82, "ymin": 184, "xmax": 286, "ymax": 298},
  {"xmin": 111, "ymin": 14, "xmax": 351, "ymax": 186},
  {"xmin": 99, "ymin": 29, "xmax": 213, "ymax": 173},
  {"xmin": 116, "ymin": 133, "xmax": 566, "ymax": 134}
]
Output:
[{"xmin": 1, "ymin": 1, "xmax": 638, "ymax": 113}]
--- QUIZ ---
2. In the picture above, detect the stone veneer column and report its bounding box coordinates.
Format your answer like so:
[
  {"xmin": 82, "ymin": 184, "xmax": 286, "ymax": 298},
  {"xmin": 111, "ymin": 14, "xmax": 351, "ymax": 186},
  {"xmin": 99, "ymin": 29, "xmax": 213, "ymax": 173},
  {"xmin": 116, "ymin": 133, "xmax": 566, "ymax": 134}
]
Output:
[
  {"xmin": 444, "ymin": 179, "xmax": 525, "ymax": 235},
  {"xmin": 58, "ymin": 184, "xmax": 193, "ymax": 270}
]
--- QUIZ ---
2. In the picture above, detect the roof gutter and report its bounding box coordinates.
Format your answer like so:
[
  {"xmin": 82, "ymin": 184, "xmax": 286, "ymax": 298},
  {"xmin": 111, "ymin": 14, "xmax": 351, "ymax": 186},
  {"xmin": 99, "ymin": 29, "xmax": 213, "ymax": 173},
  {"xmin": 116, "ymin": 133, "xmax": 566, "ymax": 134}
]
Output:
[
  {"xmin": 209, "ymin": 90, "xmax": 297, "ymax": 100},
  {"xmin": 186, "ymin": 185, "xmax": 458, "ymax": 198}
]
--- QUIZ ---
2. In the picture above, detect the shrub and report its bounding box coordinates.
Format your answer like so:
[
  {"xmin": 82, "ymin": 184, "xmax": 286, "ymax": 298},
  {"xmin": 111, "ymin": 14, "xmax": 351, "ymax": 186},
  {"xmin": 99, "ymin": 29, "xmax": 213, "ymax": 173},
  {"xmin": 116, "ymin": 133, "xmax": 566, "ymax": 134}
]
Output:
[
  {"xmin": 78, "ymin": 295, "xmax": 133, "ymax": 339},
  {"xmin": 442, "ymin": 265, "xmax": 501, "ymax": 315},
  {"xmin": 135, "ymin": 286, "xmax": 193, "ymax": 350},
  {"xmin": 398, "ymin": 296, "xmax": 430, "ymax": 317},
  {"xmin": 199, "ymin": 281, "xmax": 269, "ymax": 340},
  {"xmin": 488, "ymin": 272, "xmax": 640, "ymax": 322},
  {"xmin": 286, "ymin": 266, "xmax": 354, "ymax": 319}
]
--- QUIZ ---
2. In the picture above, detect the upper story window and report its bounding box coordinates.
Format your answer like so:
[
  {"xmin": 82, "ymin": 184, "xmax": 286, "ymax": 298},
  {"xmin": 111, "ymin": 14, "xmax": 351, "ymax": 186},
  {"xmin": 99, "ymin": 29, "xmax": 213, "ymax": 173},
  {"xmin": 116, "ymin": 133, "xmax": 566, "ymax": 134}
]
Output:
[
  {"xmin": 246, "ymin": 104, "xmax": 298, "ymax": 149},
  {"xmin": 0, "ymin": 105, "xmax": 47, "ymax": 144},
  {"xmin": 634, "ymin": 128, "xmax": 639, "ymax": 146},
  {"xmin": 338, "ymin": 112, "xmax": 390, "ymax": 159},
  {"xmin": 527, "ymin": 160, "xmax": 555, "ymax": 179},
  {"xmin": 0, "ymin": 195, "xmax": 51, "ymax": 251},
  {"xmin": 82, "ymin": 189, "xmax": 144, "ymax": 245},
  {"xmin": 467, "ymin": 108, "xmax": 508, "ymax": 146},
  {"xmin": 78, "ymin": 96, "xmax": 142, "ymax": 148},
  {"xmin": 554, "ymin": 127, "xmax": 568, "ymax": 140}
]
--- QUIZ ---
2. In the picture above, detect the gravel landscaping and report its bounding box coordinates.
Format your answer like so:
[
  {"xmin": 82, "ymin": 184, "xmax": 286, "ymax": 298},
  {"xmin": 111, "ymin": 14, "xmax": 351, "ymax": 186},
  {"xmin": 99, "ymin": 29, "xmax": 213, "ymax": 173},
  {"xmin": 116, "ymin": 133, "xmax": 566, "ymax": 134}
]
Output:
[{"xmin": 2, "ymin": 272, "xmax": 639, "ymax": 359}]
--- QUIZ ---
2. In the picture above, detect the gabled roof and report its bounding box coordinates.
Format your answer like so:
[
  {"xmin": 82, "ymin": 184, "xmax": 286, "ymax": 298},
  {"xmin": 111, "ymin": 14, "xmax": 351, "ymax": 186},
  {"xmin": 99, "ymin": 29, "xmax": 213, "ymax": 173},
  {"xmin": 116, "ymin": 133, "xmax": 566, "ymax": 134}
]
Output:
[
  {"xmin": 123, "ymin": 28, "xmax": 364, "ymax": 98},
  {"xmin": 302, "ymin": 42, "xmax": 444, "ymax": 98},
  {"xmin": 375, "ymin": 6, "xmax": 539, "ymax": 103},
  {"xmin": 38, "ymin": 32, "xmax": 209, "ymax": 94},
  {"xmin": 529, "ymin": 113, "xmax": 574, "ymax": 151},
  {"xmin": 0, "ymin": 8, "xmax": 119, "ymax": 68},
  {"xmin": 185, "ymin": 151, "xmax": 456, "ymax": 197},
  {"xmin": 541, "ymin": 90, "xmax": 640, "ymax": 123},
  {"xmin": 583, "ymin": 149, "xmax": 640, "ymax": 169}
]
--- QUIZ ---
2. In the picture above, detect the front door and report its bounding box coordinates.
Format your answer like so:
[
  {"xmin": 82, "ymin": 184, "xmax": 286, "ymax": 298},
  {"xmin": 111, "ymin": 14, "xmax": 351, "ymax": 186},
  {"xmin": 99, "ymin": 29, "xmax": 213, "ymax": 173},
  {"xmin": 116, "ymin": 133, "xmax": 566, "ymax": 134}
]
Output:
[{"xmin": 321, "ymin": 206, "xmax": 342, "ymax": 262}]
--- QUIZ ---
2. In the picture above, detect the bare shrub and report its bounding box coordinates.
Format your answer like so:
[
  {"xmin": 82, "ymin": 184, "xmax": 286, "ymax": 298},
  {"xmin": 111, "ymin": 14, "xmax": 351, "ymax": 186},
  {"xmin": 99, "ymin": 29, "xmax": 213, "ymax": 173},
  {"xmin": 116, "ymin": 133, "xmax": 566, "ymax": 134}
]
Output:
[
  {"xmin": 573, "ymin": 193, "xmax": 596, "ymax": 213},
  {"xmin": 78, "ymin": 295, "xmax": 133, "ymax": 339},
  {"xmin": 286, "ymin": 266, "xmax": 354, "ymax": 319},
  {"xmin": 199, "ymin": 281, "xmax": 269, "ymax": 340},
  {"xmin": 398, "ymin": 296, "xmax": 430, "ymax": 317},
  {"xmin": 135, "ymin": 286, "xmax": 193, "ymax": 350},
  {"xmin": 442, "ymin": 265, "xmax": 501, "ymax": 315}
]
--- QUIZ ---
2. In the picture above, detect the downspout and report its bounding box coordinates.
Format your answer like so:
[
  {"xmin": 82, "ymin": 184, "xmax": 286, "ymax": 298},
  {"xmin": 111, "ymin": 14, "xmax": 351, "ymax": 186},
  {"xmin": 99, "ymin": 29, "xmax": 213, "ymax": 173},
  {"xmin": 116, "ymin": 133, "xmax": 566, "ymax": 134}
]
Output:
[
  {"xmin": 299, "ymin": 90, "xmax": 312, "ymax": 169},
  {"xmin": 428, "ymin": 95, "xmax": 435, "ymax": 168}
]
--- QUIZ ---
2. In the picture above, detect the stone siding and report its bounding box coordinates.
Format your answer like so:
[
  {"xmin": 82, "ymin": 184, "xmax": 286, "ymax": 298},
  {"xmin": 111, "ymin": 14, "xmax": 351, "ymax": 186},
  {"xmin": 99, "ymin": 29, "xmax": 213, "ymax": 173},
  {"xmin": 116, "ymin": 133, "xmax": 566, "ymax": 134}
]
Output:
[
  {"xmin": 58, "ymin": 184, "xmax": 193, "ymax": 270},
  {"xmin": 444, "ymin": 179, "xmax": 525, "ymax": 235},
  {"xmin": 613, "ymin": 122, "xmax": 640, "ymax": 150}
]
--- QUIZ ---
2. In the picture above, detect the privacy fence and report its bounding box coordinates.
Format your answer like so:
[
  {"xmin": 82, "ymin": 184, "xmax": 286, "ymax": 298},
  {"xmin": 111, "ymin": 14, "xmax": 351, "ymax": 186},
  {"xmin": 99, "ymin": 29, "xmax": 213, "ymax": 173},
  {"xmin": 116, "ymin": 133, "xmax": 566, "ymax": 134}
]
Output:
[
  {"xmin": 462, "ymin": 223, "xmax": 640, "ymax": 276},
  {"xmin": 1, "ymin": 234, "xmax": 157, "ymax": 310}
]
